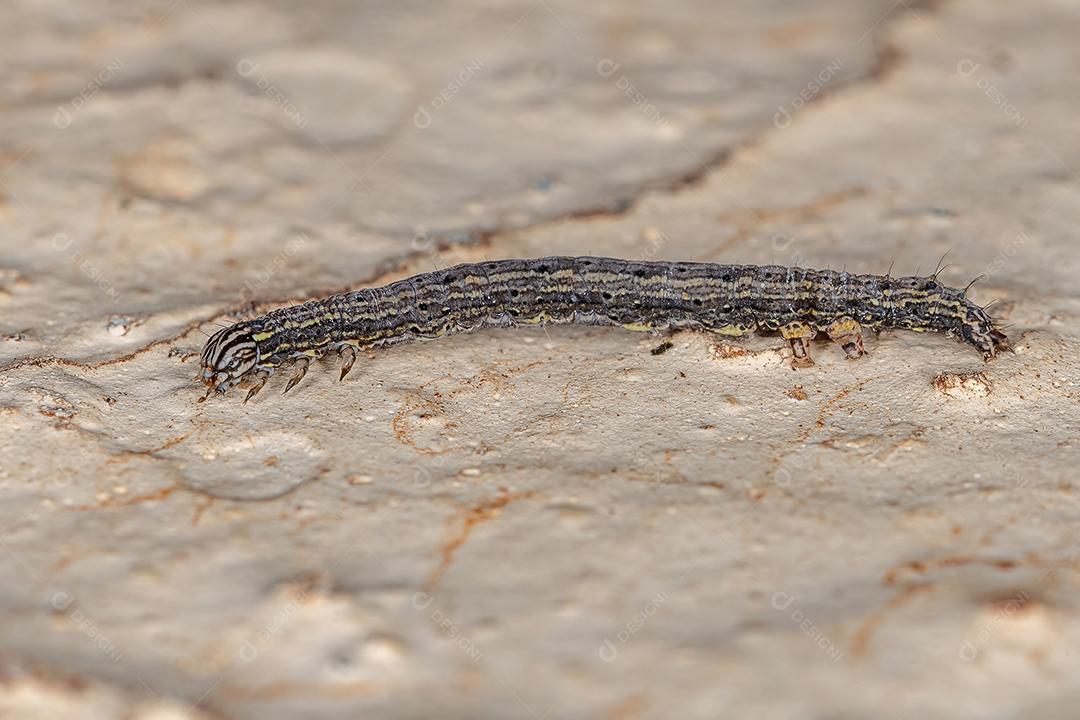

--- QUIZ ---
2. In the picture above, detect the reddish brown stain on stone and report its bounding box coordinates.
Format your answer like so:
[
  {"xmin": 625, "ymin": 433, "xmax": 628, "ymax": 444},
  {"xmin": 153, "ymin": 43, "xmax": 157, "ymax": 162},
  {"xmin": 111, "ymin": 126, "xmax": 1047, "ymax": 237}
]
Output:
[{"xmin": 424, "ymin": 489, "xmax": 535, "ymax": 591}]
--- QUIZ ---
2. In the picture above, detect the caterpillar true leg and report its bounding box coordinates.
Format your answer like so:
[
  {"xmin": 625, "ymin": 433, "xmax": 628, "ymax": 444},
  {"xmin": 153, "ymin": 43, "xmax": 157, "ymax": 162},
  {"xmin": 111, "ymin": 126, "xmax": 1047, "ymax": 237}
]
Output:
[
  {"xmin": 338, "ymin": 345, "xmax": 358, "ymax": 381},
  {"xmin": 244, "ymin": 370, "xmax": 271, "ymax": 404},
  {"xmin": 826, "ymin": 317, "xmax": 866, "ymax": 359},
  {"xmin": 282, "ymin": 357, "xmax": 311, "ymax": 395},
  {"xmin": 780, "ymin": 320, "xmax": 816, "ymax": 368}
]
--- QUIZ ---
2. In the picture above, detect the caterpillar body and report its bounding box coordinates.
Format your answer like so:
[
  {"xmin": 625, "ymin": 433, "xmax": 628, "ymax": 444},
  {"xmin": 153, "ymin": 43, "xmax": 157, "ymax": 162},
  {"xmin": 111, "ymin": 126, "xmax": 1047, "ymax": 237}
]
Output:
[{"xmin": 199, "ymin": 256, "xmax": 1008, "ymax": 402}]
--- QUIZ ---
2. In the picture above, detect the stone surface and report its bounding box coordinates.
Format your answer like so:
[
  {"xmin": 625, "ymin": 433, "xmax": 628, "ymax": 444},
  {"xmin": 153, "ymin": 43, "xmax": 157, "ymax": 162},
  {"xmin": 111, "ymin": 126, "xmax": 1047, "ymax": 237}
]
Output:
[{"xmin": 1, "ymin": 1, "xmax": 1079, "ymax": 719}]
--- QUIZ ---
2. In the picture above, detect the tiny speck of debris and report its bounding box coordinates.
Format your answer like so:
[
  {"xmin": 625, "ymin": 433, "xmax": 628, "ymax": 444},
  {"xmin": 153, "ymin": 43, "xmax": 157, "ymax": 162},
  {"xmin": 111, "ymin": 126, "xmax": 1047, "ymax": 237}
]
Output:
[
  {"xmin": 107, "ymin": 316, "xmax": 137, "ymax": 336},
  {"xmin": 710, "ymin": 342, "xmax": 750, "ymax": 359},
  {"xmin": 652, "ymin": 340, "xmax": 674, "ymax": 355},
  {"xmin": 347, "ymin": 475, "xmax": 374, "ymax": 485},
  {"xmin": 461, "ymin": 467, "xmax": 481, "ymax": 476},
  {"xmin": 40, "ymin": 405, "xmax": 75, "ymax": 419},
  {"xmin": 787, "ymin": 386, "xmax": 807, "ymax": 401},
  {"xmin": 933, "ymin": 371, "xmax": 992, "ymax": 398}
]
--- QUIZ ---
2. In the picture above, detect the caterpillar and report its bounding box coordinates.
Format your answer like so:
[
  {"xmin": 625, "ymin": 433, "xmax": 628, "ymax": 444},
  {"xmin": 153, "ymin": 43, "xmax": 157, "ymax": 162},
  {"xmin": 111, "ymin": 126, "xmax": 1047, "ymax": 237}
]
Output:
[{"xmin": 199, "ymin": 256, "xmax": 1008, "ymax": 402}]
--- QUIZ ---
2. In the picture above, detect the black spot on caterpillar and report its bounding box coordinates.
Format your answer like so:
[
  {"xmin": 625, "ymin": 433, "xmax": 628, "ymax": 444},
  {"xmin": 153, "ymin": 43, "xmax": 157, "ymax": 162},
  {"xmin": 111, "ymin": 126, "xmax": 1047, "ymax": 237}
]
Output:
[{"xmin": 199, "ymin": 256, "xmax": 1009, "ymax": 401}]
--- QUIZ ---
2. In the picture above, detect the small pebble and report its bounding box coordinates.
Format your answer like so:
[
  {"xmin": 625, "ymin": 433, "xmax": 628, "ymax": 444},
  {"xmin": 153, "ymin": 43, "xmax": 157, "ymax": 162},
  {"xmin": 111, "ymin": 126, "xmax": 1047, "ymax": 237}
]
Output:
[{"xmin": 107, "ymin": 316, "xmax": 135, "ymax": 336}]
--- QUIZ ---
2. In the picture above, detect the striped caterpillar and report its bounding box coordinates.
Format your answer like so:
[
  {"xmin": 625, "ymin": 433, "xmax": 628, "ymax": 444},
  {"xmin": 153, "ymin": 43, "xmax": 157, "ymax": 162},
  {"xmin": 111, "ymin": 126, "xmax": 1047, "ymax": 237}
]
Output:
[{"xmin": 199, "ymin": 256, "xmax": 1008, "ymax": 402}]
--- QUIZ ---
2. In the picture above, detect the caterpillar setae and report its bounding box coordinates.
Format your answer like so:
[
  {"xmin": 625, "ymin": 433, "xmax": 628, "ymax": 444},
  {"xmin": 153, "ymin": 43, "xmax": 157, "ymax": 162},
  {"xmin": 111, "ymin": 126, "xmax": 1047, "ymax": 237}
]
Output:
[{"xmin": 199, "ymin": 256, "xmax": 1008, "ymax": 402}]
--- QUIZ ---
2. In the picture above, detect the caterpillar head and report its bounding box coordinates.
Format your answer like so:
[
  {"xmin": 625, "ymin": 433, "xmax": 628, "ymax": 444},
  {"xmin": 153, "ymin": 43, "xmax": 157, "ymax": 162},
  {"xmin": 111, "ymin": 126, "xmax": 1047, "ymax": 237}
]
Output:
[{"xmin": 200, "ymin": 323, "xmax": 259, "ymax": 394}]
